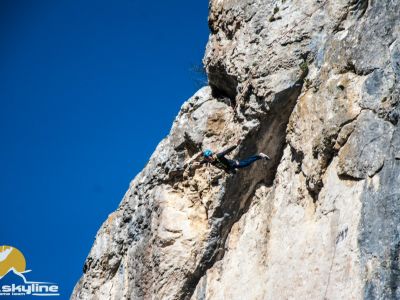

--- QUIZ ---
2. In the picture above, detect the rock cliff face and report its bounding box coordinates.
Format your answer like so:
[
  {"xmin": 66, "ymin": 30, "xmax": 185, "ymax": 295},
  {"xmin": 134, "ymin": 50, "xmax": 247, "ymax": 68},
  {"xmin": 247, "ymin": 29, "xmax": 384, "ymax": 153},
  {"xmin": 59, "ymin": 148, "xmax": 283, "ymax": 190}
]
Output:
[{"xmin": 72, "ymin": 0, "xmax": 400, "ymax": 299}]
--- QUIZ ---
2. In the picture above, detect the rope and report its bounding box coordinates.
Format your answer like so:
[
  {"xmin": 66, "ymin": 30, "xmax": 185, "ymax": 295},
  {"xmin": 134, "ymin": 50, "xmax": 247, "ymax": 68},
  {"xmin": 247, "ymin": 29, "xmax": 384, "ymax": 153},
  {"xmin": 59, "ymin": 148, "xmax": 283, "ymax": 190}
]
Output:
[
  {"xmin": 322, "ymin": 208, "xmax": 341, "ymax": 300},
  {"xmin": 184, "ymin": 0, "xmax": 327, "ymax": 170}
]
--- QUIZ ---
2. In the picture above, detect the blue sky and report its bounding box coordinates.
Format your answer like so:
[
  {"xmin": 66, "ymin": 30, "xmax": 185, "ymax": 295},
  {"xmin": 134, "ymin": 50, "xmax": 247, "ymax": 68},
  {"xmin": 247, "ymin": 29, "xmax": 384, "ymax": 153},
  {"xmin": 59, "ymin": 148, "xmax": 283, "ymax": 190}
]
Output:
[{"xmin": 0, "ymin": 0, "xmax": 209, "ymax": 297}]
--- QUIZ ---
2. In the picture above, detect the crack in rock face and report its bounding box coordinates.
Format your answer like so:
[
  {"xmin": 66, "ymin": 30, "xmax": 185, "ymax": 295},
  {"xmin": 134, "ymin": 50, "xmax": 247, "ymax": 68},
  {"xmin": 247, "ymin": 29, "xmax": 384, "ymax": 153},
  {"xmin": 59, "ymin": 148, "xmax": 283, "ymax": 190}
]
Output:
[{"xmin": 72, "ymin": 0, "xmax": 400, "ymax": 299}]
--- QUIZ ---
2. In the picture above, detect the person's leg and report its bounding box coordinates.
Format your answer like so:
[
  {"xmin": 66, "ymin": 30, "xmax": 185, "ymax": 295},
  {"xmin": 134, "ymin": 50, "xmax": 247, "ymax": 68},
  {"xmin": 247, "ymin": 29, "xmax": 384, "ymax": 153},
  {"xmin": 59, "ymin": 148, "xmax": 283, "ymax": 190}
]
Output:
[{"xmin": 234, "ymin": 155, "xmax": 262, "ymax": 169}]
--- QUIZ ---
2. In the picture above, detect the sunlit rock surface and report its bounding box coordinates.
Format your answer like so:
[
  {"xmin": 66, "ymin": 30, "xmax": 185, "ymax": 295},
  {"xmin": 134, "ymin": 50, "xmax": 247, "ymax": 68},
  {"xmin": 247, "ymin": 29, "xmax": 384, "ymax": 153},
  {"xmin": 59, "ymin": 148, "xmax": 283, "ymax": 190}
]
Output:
[{"xmin": 72, "ymin": 0, "xmax": 400, "ymax": 299}]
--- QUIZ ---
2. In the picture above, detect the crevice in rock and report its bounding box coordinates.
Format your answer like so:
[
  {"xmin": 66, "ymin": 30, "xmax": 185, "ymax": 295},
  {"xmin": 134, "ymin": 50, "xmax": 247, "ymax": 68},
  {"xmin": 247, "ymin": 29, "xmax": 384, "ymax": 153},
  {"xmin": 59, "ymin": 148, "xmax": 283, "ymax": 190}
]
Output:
[
  {"xmin": 179, "ymin": 79, "xmax": 304, "ymax": 300},
  {"xmin": 388, "ymin": 241, "xmax": 400, "ymax": 297},
  {"xmin": 333, "ymin": 0, "xmax": 369, "ymax": 34},
  {"xmin": 336, "ymin": 106, "xmax": 397, "ymax": 180},
  {"xmin": 332, "ymin": 10, "xmax": 350, "ymax": 34},
  {"xmin": 183, "ymin": 132, "xmax": 201, "ymax": 157},
  {"xmin": 337, "ymin": 172, "xmax": 364, "ymax": 181},
  {"xmin": 342, "ymin": 60, "xmax": 377, "ymax": 76},
  {"xmin": 304, "ymin": 112, "xmax": 361, "ymax": 200},
  {"xmin": 207, "ymin": 63, "xmax": 239, "ymax": 102},
  {"xmin": 290, "ymin": 145, "xmax": 304, "ymax": 174},
  {"xmin": 349, "ymin": 0, "xmax": 369, "ymax": 20}
]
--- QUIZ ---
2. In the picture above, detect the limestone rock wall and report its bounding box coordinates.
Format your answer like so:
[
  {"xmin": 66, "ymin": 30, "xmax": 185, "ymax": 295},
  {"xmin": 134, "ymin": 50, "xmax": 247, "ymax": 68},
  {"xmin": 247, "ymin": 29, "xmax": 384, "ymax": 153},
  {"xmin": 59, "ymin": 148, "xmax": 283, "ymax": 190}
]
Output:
[{"xmin": 72, "ymin": 0, "xmax": 400, "ymax": 299}]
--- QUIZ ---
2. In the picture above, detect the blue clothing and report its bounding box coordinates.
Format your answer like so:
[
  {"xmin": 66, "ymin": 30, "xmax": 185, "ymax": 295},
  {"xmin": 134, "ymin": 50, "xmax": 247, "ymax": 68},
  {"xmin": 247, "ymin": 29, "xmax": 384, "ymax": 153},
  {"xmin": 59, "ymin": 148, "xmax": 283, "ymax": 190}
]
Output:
[
  {"xmin": 201, "ymin": 145, "xmax": 262, "ymax": 173},
  {"xmin": 233, "ymin": 155, "xmax": 262, "ymax": 169}
]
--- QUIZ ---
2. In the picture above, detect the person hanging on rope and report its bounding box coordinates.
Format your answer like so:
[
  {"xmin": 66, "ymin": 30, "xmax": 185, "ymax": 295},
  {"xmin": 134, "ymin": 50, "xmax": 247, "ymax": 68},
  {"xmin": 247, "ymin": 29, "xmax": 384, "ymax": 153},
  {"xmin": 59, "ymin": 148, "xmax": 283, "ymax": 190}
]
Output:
[{"xmin": 192, "ymin": 145, "xmax": 270, "ymax": 174}]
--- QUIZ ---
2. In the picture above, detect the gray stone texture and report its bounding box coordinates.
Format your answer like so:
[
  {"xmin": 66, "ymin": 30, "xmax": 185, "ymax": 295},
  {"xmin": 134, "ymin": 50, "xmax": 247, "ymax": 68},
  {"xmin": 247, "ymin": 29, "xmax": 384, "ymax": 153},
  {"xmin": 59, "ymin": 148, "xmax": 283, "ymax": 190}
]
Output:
[{"xmin": 72, "ymin": 0, "xmax": 400, "ymax": 299}]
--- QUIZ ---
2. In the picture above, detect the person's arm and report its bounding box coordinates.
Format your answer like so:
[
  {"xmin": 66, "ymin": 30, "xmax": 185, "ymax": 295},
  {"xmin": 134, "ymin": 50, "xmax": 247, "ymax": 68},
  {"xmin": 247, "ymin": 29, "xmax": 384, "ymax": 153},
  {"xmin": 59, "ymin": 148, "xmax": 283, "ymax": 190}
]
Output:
[
  {"xmin": 192, "ymin": 159, "xmax": 208, "ymax": 166},
  {"xmin": 186, "ymin": 153, "xmax": 209, "ymax": 169},
  {"xmin": 184, "ymin": 151, "xmax": 202, "ymax": 167},
  {"xmin": 217, "ymin": 145, "xmax": 237, "ymax": 157}
]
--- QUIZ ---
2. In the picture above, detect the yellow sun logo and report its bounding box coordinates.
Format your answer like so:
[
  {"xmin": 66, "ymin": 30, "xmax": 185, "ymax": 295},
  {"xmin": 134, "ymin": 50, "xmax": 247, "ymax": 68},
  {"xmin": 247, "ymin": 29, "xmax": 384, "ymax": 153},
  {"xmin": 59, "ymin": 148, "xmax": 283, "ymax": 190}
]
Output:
[{"xmin": 0, "ymin": 246, "xmax": 26, "ymax": 278}]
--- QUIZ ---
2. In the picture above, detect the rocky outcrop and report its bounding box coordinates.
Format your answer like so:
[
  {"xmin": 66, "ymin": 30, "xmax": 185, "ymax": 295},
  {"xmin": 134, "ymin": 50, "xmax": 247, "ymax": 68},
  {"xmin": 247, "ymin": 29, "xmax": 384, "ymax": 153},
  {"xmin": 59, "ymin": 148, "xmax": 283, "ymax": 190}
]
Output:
[{"xmin": 72, "ymin": 0, "xmax": 400, "ymax": 299}]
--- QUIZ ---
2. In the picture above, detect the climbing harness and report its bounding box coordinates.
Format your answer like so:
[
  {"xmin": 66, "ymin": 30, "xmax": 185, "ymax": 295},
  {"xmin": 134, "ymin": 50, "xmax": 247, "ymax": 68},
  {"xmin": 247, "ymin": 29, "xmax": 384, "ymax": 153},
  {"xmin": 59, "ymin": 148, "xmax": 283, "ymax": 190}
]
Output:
[{"xmin": 186, "ymin": 1, "xmax": 328, "ymax": 172}]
